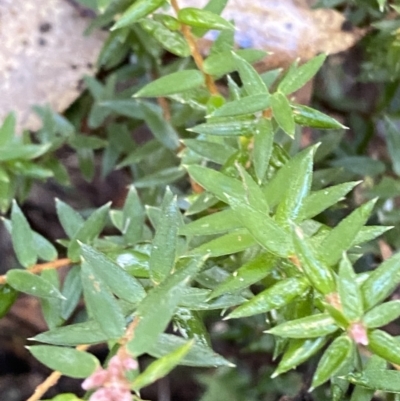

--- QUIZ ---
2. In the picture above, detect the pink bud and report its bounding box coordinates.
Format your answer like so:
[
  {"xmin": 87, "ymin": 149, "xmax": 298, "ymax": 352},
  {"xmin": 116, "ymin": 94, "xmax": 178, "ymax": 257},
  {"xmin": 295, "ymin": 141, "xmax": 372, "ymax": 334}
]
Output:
[
  {"xmin": 348, "ymin": 322, "xmax": 369, "ymax": 345},
  {"xmin": 82, "ymin": 368, "xmax": 109, "ymax": 390}
]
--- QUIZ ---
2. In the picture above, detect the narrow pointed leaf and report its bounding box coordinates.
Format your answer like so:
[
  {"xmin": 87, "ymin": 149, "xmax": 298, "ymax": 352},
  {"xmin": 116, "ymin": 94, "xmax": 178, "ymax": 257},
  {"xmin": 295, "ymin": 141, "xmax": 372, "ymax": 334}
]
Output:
[
  {"xmin": 179, "ymin": 209, "xmax": 240, "ymax": 236},
  {"xmin": 68, "ymin": 203, "xmax": 111, "ymax": 261},
  {"xmin": 253, "ymin": 118, "xmax": 274, "ymax": 184},
  {"xmin": 273, "ymin": 337, "xmax": 328, "ymax": 376},
  {"xmin": 271, "ymin": 92, "xmax": 295, "ymax": 137},
  {"xmin": 311, "ymin": 336, "xmax": 354, "ymax": 390},
  {"xmin": 28, "ymin": 345, "xmax": 98, "ymax": 378},
  {"xmin": 122, "ymin": 185, "xmax": 144, "ymax": 244},
  {"xmin": 127, "ymin": 257, "xmax": 205, "ymax": 357},
  {"xmin": 292, "ymin": 105, "xmax": 347, "ymax": 129},
  {"xmin": 278, "ymin": 54, "xmax": 326, "ymax": 95},
  {"xmin": 298, "ymin": 181, "xmax": 360, "ymax": 221},
  {"xmin": 275, "ymin": 146, "xmax": 314, "ymax": 226},
  {"xmin": 361, "ymin": 252, "xmax": 400, "ymax": 310},
  {"xmin": 318, "ymin": 199, "xmax": 377, "ymax": 266},
  {"xmin": 81, "ymin": 244, "xmax": 145, "ymax": 304},
  {"xmin": 191, "ymin": 229, "xmax": 257, "ymax": 257},
  {"xmin": 346, "ymin": 370, "xmax": 400, "ymax": 394},
  {"xmin": 10, "ymin": 201, "xmax": 37, "ymax": 267},
  {"xmin": 111, "ymin": 0, "xmax": 165, "ymax": 30},
  {"xmin": 139, "ymin": 102, "xmax": 180, "ymax": 149},
  {"xmin": 292, "ymin": 227, "xmax": 336, "ymax": 295},
  {"xmin": 267, "ymin": 313, "xmax": 338, "ymax": 338},
  {"xmin": 7, "ymin": 270, "xmax": 64, "ymax": 299},
  {"xmin": 183, "ymin": 139, "xmax": 236, "ymax": 165},
  {"xmin": 367, "ymin": 329, "xmax": 400, "ymax": 365},
  {"xmin": 149, "ymin": 194, "xmax": 180, "ymax": 284},
  {"xmin": 135, "ymin": 70, "xmax": 204, "ymax": 97},
  {"xmin": 189, "ymin": 118, "xmax": 257, "ymax": 136},
  {"xmin": 81, "ymin": 262, "xmax": 125, "ymax": 339},
  {"xmin": 34, "ymin": 232, "xmax": 58, "ymax": 261},
  {"xmin": 226, "ymin": 195, "xmax": 292, "ymax": 257},
  {"xmin": 132, "ymin": 341, "xmax": 193, "ymax": 391},
  {"xmin": 55, "ymin": 199, "xmax": 84, "ymax": 239},
  {"xmin": 0, "ymin": 112, "xmax": 16, "ymax": 146},
  {"xmin": 210, "ymin": 252, "xmax": 276, "ymax": 299},
  {"xmin": 178, "ymin": 7, "xmax": 234, "ymax": 30},
  {"xmin": 363, "ymin": 300, "xmax": 400, "ymax": 328},
  {"xmin": 209, "ymin": 94, "xmax": 270, "ymax": 118},
  {"xmin": 148, "ymin": 333, "xmax": 233, "ymax": 367},
  {"xmin": 338, "ymin": 254, "xmax": 363, "ymax": 322},
  {"xmin": 227, "ymin": 277, "xmax": 309, "ymax": 319},
  {"xmin": 233, "ymin": 52, "xmax": 268, "ymax": 95}
]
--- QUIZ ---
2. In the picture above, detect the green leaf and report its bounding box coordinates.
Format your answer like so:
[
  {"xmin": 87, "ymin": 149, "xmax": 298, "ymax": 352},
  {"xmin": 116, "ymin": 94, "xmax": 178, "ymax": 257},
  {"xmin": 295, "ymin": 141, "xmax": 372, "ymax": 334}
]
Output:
[
  {"xmin": 275, "ymin": 146, "xmax": 314, "ymax": 226},
  {"xmin": 361, "ymin": 252, "xmax": 400, "ymax": 311},
  {"xmin": 338, "ymin": 254, "xmax": 363, "ymax": 322},
  {"xmin": 55, "ymin": 199, "xmax": 84, "ymax": 239},
  {"xmin": 179, "ymin": 209, "xmax": 239, "ymax": 236},
  {"xmin": 292, "ymin": 227, "xmax": 336, "ymax": 295},
  {"xmin": 139, "ymin": 102, "xmax": 180, "ymax": 150},
  {"xmin": 0, "ymin": 112, "xmax": 16, "ymax": 146},
  {"xmin": 318, "ymin": 199, "xmax": 377, "ymax": 266},
  {"xmin": 186, "ymin": 165, "xmax": 243, "ymax": 204},
  {"xmin": 267, "ymin": 313, "xmax": 338, "ymax": 338},
  {"xmin": 140, "ymin": 19, "xmax": 190, "ymax": 57},
  {"xmin": 127, "ymin": 256, "xmax": 205, "ymax": 356},
  {"xmin": 353, "ymin": 226, "xmax": 393, "ymax": 246},
  {"xmin": 178, "ymin": 7, "xmax": 233, "ymax": 30},
  {"xmin": 0, "ymin": 144, "xmax": 51, "ymax": 161},
  {"xmin": 278, "ymin": 54, "xmax": 326, "ymax": 95},
  {"xmin": 263, "ymin": 146, "xmax": 313, "ymax": 208},
  {"xmin": 81, "ymin": 261, "xmax": 125, "ymax": 339},
  {"xmin": 298, "ymin": 181, "xmax": 360, "ymax": 221},
  {"xmin": 61, "ymin": 266, "xmax": 82, "ymax": 321},
  {"xmin": 122, "ymin": 185, "xmax": 144, "ymax": 244},
  {"xmin": 134, "ymin": 166, "xmax": 186, "ymax": 188},
  {"xmin": 28, "ymin": 345, "xmax": 98, "ymax": 378},
  {"xmin": 7, "ymin": 270, "xmax": 64, "ymax": 299},
  {"xmin": 33, "ymin": 320, "xmax": 108, "ymax": 346},
  {"xmin": 34, "ymin": 231, "xmax": 58, "ymax": 262},
  {"xmin": 233, "ymin": 52, "xmax": 268, "ymax": 96},
  {"xmin": 183, "ymin": 139, "xmax": 236, "ymax": 165},
  {"xmin": 311, "ymin": 335, "xmax": 354, "ymax": 390},
  {"xmin": 226, "ymin": 196, "xmax": 292, "ymax": 257},
  {"xmin": 68, "ymin": 202, "xmax": 111, "ymax": 261},
  {"xmin": 271, "ymin": 92, "xmax": 295, "ymax": 137},
  {"xmin": 367, "ymin": 329, "xmax": 400, "ymax": 365},
  {"xmin": 189, "ymin": 118, "xmax": 257, "ymax": 136},
  {"xmin": 253, "ymin": 118, "xmax": 274, "ymax": 184},
  {"xmin": 135, "ymin": 70, "xmax": 204, "ymax": 97},
  {"xmin": 81, "ymin": 244, "xmax": 145, "ymax": 304},
  {"xmin": 210, "ymin": 253, "xmax": 276, "ymax": 299},
  {"xmin": 191, "ymin": 229, "xmax": 257, "ymax": 257},
  {"xmin": 203, "ymin": 49, "xmax": 266, "ymax": 76},
  {"xmin": 349, "ymin": 356, "xmax": 386, "ymax": 401},
  {"xmin": 0, "ymin": 285, "xmax": 17, "ymax": 318},
  {"xmin": 384, "ymin": 116, "xmax": 400, "ymax": 176},
  {"xmin": 273, "ymin": 337, "xmax": 328, "ymax": 377},
  {"xmin": 132, "ymin": 341, "xmax": 193, "ymax": 391},
  {"xmin": 149, "ymin": 192, "xmax": 180, "ymax": 284},
  {"xmin": 331, "ymin": 157, "xmax": 385, "ymax": 177},
  {"xmin": 227, "ymin": 277, "xmax": 309, "ymax": 319},
  {"xmin": 111, "ymin": 0, "xmax": 165, "ymax": 30},
  {"xmin": 148, "ymin": 333, "xmax": 233, "ymax": 367},
  {"xmin": 10, "ymin": 200, "xmax": 37, "ymax": 267},
  {"xmin": 363, "ymin": 301, "xmax": 400, "ymax": 328},
  {"xmin": 292, "ymin": 105, "xmax": 347, "ymax": 130},
  {"xmin": 209, "ymin": 94, "xmax": 270, "ymax": 118},
  {"xmin": 346, "ymin": 370, "xmax": 400, "ymax": 394},
  {"xmin": 40, "ymin": 269, "xmax": 64, "ymax": 329}
]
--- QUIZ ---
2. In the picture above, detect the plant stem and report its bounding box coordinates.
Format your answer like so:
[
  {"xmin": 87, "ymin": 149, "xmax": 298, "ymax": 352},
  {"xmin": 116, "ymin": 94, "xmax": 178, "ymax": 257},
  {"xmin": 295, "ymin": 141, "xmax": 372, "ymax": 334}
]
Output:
[{"xmin": 170, "ymin": 0, "xmax": 219, "ymax": 95}]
